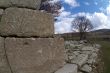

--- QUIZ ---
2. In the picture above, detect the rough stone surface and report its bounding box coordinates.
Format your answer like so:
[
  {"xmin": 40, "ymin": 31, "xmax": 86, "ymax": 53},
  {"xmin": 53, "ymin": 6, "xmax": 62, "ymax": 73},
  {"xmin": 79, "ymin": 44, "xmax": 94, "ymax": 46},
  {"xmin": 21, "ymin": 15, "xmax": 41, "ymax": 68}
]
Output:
[
  {"xmin": 87, "ymin": 53, "xmax": 98, "ymax": 64},
  {"xmin": 0, "ymin": 9, "xmax": 4, "ymax": 16},
  {"xmin": 55, "ymin": 64, "xmax": 78, "ymax": 73},
  {"xmin": 0, "ymin": 0, "xmax": 41, "ymax": 9},
  {"xmin": 0, "ymin": 8, "xmax": 54, "ymax": 37},
  {"xmin": 5, "ymin": 37, "xmax": 65, "ymax": 73},
  {"xmin": 71, "ymin": 54, "xmax": 88, "ymax": 66},
  {"xmin": 78, "ymin": 72, "xmax": 83, "ymax": 73},
  {"xmin": 0, "ymin": 37, "xmax": 11, "ymax": 73}
]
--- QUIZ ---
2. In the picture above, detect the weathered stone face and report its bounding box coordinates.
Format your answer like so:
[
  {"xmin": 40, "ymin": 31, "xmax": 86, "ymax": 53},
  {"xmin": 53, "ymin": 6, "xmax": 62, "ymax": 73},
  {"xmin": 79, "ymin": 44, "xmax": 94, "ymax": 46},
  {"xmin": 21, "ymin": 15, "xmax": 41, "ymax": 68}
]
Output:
[
  {"xmin": 0, "ymin": 8, "xmax": 54, "ymax": 37},
  {"xmin": 0, "ymin": 0, "xmax": 11, "ymax": 8},
  {"xmin": 0, "ymin": 9, "xmax": 4, "ymax": 16},
  {"xmin": 0, "ymin": 37, "xmax": 11, "ymax": 73},
  {"xmin": 0, "ymin": 0, "xmax": 41, "ymax": 9},
  {"xmin": 5, "ymin": 37, "xmax": 65, "ymax": 73}
]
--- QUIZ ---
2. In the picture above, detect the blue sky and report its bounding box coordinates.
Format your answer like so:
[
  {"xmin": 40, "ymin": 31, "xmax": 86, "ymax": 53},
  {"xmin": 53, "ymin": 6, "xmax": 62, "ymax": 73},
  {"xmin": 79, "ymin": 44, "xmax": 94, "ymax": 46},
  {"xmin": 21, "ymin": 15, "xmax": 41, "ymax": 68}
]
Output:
[{"xmin": 54, "ymin": 0, "xmax": 110, "ymax": 34}]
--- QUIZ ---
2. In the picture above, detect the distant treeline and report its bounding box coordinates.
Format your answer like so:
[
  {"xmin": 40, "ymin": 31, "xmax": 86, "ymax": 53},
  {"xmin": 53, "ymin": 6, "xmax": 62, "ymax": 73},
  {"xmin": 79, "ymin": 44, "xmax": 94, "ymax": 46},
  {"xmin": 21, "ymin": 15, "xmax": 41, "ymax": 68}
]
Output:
[{"xmin": 55, "ymin": 32, "xmax": 110, "ymax": 41}]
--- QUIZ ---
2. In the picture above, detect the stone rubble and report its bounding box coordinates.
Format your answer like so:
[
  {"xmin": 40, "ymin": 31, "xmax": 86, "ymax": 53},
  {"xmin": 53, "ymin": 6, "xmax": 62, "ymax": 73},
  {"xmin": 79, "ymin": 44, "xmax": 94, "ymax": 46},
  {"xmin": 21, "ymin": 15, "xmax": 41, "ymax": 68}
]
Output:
[
  {"xmin": 54, "ymin": 40, "xmax": 101, "ymax": 73},
  {"xmin": 81, "ymin": 64, "xmax": 92, "ymax": 73},
  {"xmin": 70, "ymin": 53, "xmax": 88, "ymax": 66}
]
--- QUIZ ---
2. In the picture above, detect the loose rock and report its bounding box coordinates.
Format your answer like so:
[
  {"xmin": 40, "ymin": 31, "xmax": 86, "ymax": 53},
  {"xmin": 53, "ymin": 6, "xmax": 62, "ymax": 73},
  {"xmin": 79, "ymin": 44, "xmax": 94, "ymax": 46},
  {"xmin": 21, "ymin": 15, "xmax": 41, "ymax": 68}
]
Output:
[
  {"xmin": 55, "ymin": 64, "xmax": 78, "ymax": 73},
  {"xmin": 81, "ymin": 64, "xmax": 92, "ymax": 73}
]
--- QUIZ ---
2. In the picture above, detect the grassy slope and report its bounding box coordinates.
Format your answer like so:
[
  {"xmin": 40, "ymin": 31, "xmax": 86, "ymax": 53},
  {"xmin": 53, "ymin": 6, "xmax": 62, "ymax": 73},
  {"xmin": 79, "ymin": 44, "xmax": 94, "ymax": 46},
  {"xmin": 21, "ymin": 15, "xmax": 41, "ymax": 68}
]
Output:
[{"xmin": 93, "ymin": 40, "xmax": 110, "ymax": 73}]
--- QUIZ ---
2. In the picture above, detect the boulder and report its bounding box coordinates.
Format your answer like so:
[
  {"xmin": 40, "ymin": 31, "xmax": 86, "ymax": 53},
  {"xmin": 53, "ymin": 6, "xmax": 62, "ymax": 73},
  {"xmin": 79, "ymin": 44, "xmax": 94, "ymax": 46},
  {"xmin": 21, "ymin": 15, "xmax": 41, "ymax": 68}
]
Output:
[
  {"xmin": 0, "ymin": 0, "xmax": 41, "ymax": 9},
  {"xmin": 5, "ymin": 37, "xmax": 65, "ymax": 73},
  {"xmin": 87, "ymin": 53, "xmax": 98, "ymax": 64},
  {"xmin": 81, "ymin": 46, "xmax": 94, "ymax": 51},
  {"xmin": 71, "ymin": 54, "xmax": 88, "ymax": 66},
  {"xmin": 0, "ymin": 7, "xmax": 54, "ymax": 37},
  {"xmin": 0, "ymin": 37, "xmax": 11, "ymax": 73},
  {"xmin": 55, "ymin": 64, "xmax": 78, "ymax": 73}
]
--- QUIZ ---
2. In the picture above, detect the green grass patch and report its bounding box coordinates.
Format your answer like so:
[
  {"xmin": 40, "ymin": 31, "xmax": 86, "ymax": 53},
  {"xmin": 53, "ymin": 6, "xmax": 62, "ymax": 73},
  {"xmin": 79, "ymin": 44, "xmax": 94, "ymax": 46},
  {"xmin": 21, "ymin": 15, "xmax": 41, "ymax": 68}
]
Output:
[{"xmin": 95, "ymin": 41, "xmax": 110, "ymax": 73}]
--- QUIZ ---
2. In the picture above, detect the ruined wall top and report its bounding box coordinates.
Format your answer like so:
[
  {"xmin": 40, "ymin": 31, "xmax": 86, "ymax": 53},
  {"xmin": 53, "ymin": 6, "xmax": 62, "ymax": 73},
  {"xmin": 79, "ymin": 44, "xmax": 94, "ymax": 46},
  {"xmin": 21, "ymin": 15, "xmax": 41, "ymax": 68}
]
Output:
[{"xmin": 0, "ymin": 0, "xmax": 41, "ymax": 9}]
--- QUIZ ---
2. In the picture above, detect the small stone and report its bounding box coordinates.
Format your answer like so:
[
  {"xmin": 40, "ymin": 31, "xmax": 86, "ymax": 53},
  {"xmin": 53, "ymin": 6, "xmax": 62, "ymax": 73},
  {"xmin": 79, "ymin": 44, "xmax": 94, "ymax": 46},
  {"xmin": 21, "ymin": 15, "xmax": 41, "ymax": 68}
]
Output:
[
  {"xmin": 81, "ymin": 51, "xmax": 92, "ymax": 55},
  {"xmin": 81, "ymin": 64, "xmax": 92, "ymax": 73},
  {"xmin": 82, "ymin": 46, "xmax": 94, "ymax": 51},
  {"xmin": 73, "ymin": 51, "xmax": 80, "ymax": 56},
  {"xmin": 68, "ymin": 55, "xmax": 76, "ymax": 60},
  {"xmin": 87, "ymin": 58, "xmax": 96, "ymax": 64},
  {"xmin": 79, "ymin": 40, "xmax": 87, "ymax": 44},
  {"xmin": 94, "ymin": 44, "xmax": 101, "ymax": 48}
]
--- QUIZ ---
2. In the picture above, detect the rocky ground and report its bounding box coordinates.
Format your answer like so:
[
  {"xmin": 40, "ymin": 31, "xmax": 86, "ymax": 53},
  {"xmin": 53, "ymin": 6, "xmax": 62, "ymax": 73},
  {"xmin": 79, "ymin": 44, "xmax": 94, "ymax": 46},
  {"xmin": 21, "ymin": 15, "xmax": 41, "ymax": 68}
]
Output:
[{"xmin": 54, "ymin": 40, "xmax": 104, "ymax": 73}]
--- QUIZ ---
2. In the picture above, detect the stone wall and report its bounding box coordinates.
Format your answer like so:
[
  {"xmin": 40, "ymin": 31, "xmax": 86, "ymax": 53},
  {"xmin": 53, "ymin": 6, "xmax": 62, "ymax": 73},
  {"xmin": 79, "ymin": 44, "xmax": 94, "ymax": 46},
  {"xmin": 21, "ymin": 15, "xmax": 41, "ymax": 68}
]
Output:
[{"xmin": 0, "ymin": 0, "xmax": 65, "ymax": 73}]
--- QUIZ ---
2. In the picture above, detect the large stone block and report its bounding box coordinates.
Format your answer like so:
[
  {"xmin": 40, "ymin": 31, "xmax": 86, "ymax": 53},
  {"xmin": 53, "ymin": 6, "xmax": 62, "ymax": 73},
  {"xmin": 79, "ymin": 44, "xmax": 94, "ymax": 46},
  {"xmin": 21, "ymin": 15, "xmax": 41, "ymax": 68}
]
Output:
[
  {"xmin": 55, "ymin": 64, "xmax": 78, "ymax": 73},
  {"xmin": 0, "ymin": 37, "xmax": 11, "ymax": 73},
  {"xmin": 0, "ymin": 8, "xmax": 54, "ymax": 37},
  {"xmin": 5, "ymin": 37, "xmax": 65, "ymax": 73},
  {"xmin": 0, "ymin": 0, "xmax": 41, "ymax": 9},
  {"xmin": 0, "ymin": 0, "xmax": 11, "ymax": 8}
]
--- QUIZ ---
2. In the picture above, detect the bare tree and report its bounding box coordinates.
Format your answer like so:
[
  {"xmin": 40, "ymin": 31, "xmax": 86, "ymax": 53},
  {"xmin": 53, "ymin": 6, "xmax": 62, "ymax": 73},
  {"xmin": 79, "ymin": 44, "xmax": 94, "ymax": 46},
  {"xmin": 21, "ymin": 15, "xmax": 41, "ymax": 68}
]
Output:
[
  {"xmin": 72, "ymin": 16, "xmax": 93, "ymax": 40},
  {"xmin": 40, "ymin": 0, "xmax": 61, "ymax": 17}
]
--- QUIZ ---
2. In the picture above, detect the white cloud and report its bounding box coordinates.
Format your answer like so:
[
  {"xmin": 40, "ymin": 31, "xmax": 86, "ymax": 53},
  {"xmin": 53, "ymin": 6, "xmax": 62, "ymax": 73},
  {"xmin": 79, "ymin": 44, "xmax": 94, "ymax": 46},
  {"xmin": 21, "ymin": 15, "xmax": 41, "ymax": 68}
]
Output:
[
  {"xmin": 54, "ymin": 0, "xmax": 110, "ymax": 33},
  {"xmin": 94, "ymin": 2, "xmax": 98, "ymax": 5},
  {"xmin": 106, "ymin": 5, "xmax": 110, "ymax": 16},
  {"xmin": 100, "ymin": 1, "xmax": 110, "ymax": 14},
  {"xmin": 73, "ymin": 12, "xmax": 110, "ymax": 29},
  {"xmin": 55, "ymin": 18, "xmax": 73, "ymax": 34},
  {"xmin": 55, "ymin": 10, "xmax": 73, "ymax": 34},
  {"xmin": 84, "ymin": 2, "xmax": 90, "ymax": 6},
  {"xmin": 88, "ymin": 12, "xmax": 109, "ymax": 29},
  {"xmin": 99, "ymin": 7, "xmax": 105, "ymax": 12},
  {"xmin": 60, "ymin": 11, "xmax": 71, "ymax": 17},
  {"xmin": 49, "ymin": 0, "xmax": 60, "ymax": 3},
  {"xmin": 59, "ymin": 7, "xmax": 65, "ymax": 12},
  {"xmin": 64, "ymin": 0, "xmax": 80, "ymax": 7},
  {"xmin": 55, "ymin": 11, "xmax": 110, "ymax": 33}
]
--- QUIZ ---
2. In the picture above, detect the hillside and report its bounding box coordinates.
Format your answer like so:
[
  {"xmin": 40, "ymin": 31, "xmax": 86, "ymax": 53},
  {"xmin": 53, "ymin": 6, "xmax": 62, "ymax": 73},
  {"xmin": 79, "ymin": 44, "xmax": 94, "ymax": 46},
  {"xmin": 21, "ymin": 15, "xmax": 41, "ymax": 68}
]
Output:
[{"xmin": 91, "ymin": 29, "xmax": 110, "ymax": 33}]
